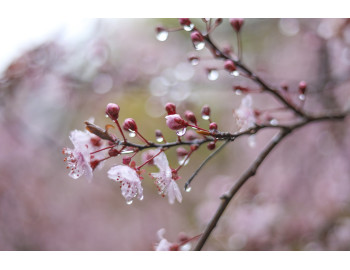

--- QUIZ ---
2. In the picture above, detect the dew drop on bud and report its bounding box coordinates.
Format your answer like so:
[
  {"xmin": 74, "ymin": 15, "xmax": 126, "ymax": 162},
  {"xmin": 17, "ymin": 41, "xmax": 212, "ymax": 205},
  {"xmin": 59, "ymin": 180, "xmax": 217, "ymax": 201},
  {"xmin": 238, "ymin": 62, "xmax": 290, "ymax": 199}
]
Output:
[
  {"xmin": 231, "ymin": 70, "xmax": 240, "ymax": 76},
  {"xmin": 156, "ymin": 30, "xmax": 169, "ymax": 41},
  {"xmin": 202, "ymin": 115, "xmax": 210, "ymax": 120},
  {"xmin": 156, "ymin": 137, "xmax": 164, "ymax": 142},
  {"xmin": 190, "ymin": 58, "xmax": 199, "ymax": 66},
  {"xmin": 129, "ymin": 131, "xmax": 136, "ymax": 138},
  {"xmin": 299, "ymin": 94, "xmax": 305, "ymax": 101},
  {"xmin": 235, "ymin": 89, "xmax": 242, "ymax": 95},
  {"xmin": 139, "ymin": 195, "xmax": 144, "ymax": 201},
  {"xmin": 105, "ymin": 114, "xmax": 109, "ymax": 118},
  {"xmin": 185, "ymin": 185, "xmax": 192, "ymax": 192},
  {"xmin": 207, "ymin": 69, "xmax": 219, "ymax": 81},
  {"xmin": 193, "ymin": 40, "xmax": 205, "ymax": 50},
  {"xmin": 176, "ymin": 128, "xmax": 187, "ymax": 136},
  {"xmin": 126, "ymin": 199, "xmax": 133, "ymax": 205},
  {"xmin": 184, "ymin": 24, "xmax": 194, "ymax": 31}
]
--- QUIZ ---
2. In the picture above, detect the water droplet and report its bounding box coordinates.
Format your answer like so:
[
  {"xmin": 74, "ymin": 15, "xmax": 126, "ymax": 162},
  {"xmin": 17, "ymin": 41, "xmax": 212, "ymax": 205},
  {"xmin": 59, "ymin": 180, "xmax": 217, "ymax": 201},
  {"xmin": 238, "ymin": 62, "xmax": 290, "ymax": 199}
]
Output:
[
  {"xmin": 190, "ymin": 58, "xmax": 199, "ymax": 66},
  {"xmin": 248, "ymin": 135, "xmax": 256, "ymax": 148},
  {"xmin": 156, "ymin": 30, "xmax": 168, "ymax": 41},
  {"xmin": 269, "ymin": 119, "xmax": 279, "ymax": 126},
  {"xmin": 126, "ymin": 199, "xmax": 133, "ymax": 205},
  {"xmin": 231, "ymin": 70, "xmax": 240, "ymax": 76},
  {"xmin": 176, "ymin": 128, "xmax": 187, "ymax": 136},
  {"xmin": 202, "ymin": 115, "xmax": 210, "ymax": 120},
  {"xmin": 207, "ymin": 69, "xmax": 219, "ymax": 81},
  {"xmin": 185, "ymin": 185, "xmax": 192, "ymax": 192},
  {"xmin": 235, "ymin": 89, "xmax": 242, "ymax": 95},
  {"xmin": 156, "ymin": 137, "xmax": 164, "ymax": 142},
  {"xmin": 128, "ymin": 131, "xmax": 136, "ymax": 138},
  {"xmin": 184, "ymin": 23, "xmax": 194, "ymax": 31},
  {"xmin": 121, "ymin": 150, "xmax": 134, "ymax": 154},
  {"xmin": 105, "ymin": 114, "xmax": 109, "ymax": 118},
  {"xmin": 139, "ymin": 195, "xmax": 144, "ymax": 201},
  {"xmin": 178, "ymin": 157, "xmax": 190, "ymax": 166},
  {"xmin": 299, "ymin": 94, "xmax": 305, "ymax": 101},
  {"xmin": 193, "ymin": 40, "xmax": 205, "ymax": 50}
]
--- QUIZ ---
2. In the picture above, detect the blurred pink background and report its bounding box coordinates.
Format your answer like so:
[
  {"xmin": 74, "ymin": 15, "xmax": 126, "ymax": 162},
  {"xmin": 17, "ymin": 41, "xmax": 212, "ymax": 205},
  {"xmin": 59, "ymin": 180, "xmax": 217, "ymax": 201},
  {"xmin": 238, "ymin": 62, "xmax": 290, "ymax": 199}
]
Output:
[{"xmin": 1, "ymin": 18, "xmax": 350, "ymax": 250}]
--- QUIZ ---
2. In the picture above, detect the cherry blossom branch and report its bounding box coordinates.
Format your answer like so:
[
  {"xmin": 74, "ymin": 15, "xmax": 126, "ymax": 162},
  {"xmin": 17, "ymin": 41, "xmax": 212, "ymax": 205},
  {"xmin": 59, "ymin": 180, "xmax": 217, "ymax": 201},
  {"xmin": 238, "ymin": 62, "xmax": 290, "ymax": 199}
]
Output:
[
  {"xmin": 194, "ymin": 110, "xmax": 350, "ymax": 250},
  {"xmin": 194, "ymin": 129, "xmax": 290, "ymax": 250},
  {"xmin": 203, "ymin": 34, "xmax": 307, "ymax": 118}
]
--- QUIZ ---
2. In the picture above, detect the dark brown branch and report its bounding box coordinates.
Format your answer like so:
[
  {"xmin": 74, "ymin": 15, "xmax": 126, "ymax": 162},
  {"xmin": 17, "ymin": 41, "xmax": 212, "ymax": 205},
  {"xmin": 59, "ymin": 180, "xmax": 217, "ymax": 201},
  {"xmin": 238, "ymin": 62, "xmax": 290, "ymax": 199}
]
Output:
[
  {"xmin": 194, "ymin": 129, "xmax": 291, "ymax": 250},
  {"xmin": 194, "ymin": 109, "xmax": 350, "ymax": 250},
  {"xmin": 203, "ymin": 34, "xmax": 307, "ymax": 118}
]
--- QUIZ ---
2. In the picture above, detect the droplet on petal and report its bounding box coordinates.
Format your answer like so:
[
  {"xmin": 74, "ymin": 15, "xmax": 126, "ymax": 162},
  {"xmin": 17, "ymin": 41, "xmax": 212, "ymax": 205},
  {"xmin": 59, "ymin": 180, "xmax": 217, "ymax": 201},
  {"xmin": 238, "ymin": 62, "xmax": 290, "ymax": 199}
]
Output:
[
  {"xmin": 269, "ymin": 119, "xmax": 279, "ymax": 126},
  {"xmin": 202, "ymin": 115, "xmax": 210, "ymax": 120},
  {"xmin": 156, "ymin": 137, "xmax": 164, "ymax": 142},
  {"xmin": 299, "ymin": 94, "xmax": 305, "ymax": 101},
  {"xmin": 185, "ymin": 185, "xmax": 192, "ymax": 192},
  {"xmin": 126, "ymin": 199, "xmax": 133, "ymax": 205},
  {"xmin": 193, "ymin": 40, "xmax": 205, "ymax": 50},
  {"xmin": 176, "ymin": 128, "xmax": 187, "ymax": 136},
  {"xmin": 207, "ymin": 69, "xmax": 219, "ymax": 81}
]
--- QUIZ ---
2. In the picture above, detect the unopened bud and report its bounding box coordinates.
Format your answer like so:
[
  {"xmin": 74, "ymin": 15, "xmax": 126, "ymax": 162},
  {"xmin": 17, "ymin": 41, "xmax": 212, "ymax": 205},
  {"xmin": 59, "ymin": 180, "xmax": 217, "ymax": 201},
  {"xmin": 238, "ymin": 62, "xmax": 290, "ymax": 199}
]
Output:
[
  {"xmin": 201, "ymin": 105, "xmax": 211, "ymax": 120},
  {"xmin": 184, "ymin": 130, "xmax": 198, "ymax": 141},
  {"xmin": 165, "ymin": 114, "xmax": 188, "ymax": 130},
  {"xmin": 229, "ymin": 18, "xmax": 244, "ymax": 32},
  {"xmin": 122, "ymin": 156, "xmax": 132, "ymax": 165},
  {"xmin": 179, "ymin": 18, "xmax": 192, "ymax": 26},
  {"xmin": 190, "ymin": 144, "xmax": 199, "ymax": 151},
  {"xmin": 176, "ymin": 147, "xmax": 189, "ymax": 157},
  {"xmin": 123, "ymin": 118, "xmax": 137, "ymax": 132},
  {"xmin": 224, "ymin": 59, "xmax": 236, "ymax": 72},
  {"xmin": 209, "ymin": 122, "xmax": 218, "ymax": 131},
  {"xmin": 108, "ymin": 148, "xmax": 120, "ymax": 157},
  {"xmin": 190, "ymin": 31, "xmax": 204, "ymax": 42},
  {"xmin": 215, "ymin": 18, "xmax": 223, "ymax": 25},
  {"xmin": 106, "ymin": 103, "xmax": 120, "ymax": 120},
  {"xmin": 165, "ymin": 102, "xmax": 177, "ymax": 115},
  {"xmin": 298, "ymin": 81, "xmax": 307, "ymax": 94},
  {"xmin": 207, "ymin": 141, "xmax": 216, "ymax": 150},
  {"xmin": 184, "ymin": 110, "xmax": 197, "ymax": 125}
]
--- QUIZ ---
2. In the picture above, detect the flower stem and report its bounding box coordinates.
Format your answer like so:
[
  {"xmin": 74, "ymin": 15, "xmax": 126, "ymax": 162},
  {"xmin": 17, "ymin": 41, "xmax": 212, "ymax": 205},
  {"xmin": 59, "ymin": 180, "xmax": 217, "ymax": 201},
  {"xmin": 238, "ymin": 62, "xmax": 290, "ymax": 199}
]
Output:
[{"xmin": 137, "ymin": 149, "xmax": 164, "ymax": 170}]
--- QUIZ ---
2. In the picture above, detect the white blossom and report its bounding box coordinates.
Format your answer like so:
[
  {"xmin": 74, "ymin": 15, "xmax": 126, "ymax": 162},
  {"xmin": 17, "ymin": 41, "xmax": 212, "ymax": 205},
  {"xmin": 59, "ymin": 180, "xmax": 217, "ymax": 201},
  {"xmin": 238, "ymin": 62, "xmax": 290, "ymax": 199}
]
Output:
[
  {"xmin": 151, "ymin": 152, "xmax": 182, "ymax": 204},
  {"xmin": 63, "ymin": 130, "xmax": 94, "ymax": 180},
  {"xmin": 108, "ymin": 165, "xmax": 143, "ymax": 204},
  {"xmin": 234, "ymin": 95, "xmax": 256, "ymax": 132}
]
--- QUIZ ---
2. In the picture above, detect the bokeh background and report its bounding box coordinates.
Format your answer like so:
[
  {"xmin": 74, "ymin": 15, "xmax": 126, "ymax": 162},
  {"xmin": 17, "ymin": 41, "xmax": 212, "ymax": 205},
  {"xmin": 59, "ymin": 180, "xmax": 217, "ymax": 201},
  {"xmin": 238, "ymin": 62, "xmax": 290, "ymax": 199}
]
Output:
[{"xmin": 1, "ymin": 18, "xmax": 350, "ymax": 251}]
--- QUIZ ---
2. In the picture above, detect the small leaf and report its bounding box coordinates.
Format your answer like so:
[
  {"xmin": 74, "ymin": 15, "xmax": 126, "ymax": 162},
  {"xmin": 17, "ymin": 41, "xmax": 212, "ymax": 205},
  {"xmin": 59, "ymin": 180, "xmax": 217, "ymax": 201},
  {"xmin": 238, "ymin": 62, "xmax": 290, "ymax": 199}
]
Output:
[{"xmin": 85, "ymin": 121, "xmax": 115, "ymax": 142}]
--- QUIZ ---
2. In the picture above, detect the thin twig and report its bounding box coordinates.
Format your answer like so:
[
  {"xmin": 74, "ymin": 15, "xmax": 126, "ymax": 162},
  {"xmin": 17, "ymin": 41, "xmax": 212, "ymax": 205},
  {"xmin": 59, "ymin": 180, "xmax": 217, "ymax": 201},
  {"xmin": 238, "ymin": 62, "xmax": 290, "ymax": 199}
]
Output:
[{"xmin": 184, "ymin": 140, "xmax": 230, "ymax": 191}]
